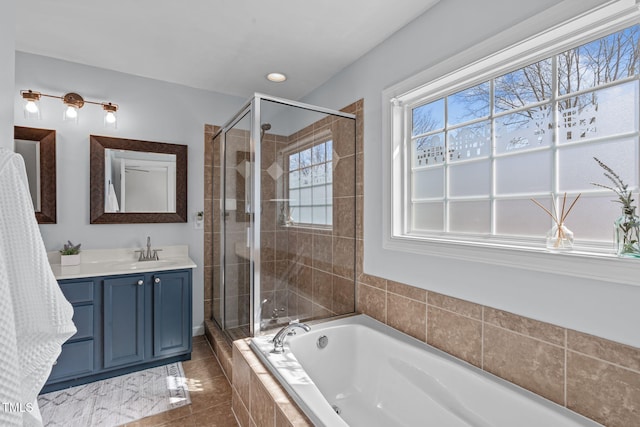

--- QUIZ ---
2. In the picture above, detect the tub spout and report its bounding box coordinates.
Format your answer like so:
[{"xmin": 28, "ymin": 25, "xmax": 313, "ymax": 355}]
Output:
[{"xmin": 272, "ymin": 322, "xmax": 310, "ymax": 354}]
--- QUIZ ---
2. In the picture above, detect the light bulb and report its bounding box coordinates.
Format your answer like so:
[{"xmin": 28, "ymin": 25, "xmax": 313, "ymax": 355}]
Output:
[
  {"xmin": 25, "ymin": 100, "xmax": 39, "ymax": 114},
  {"xmin": 65, "ymin": 106, "xmax": 78, "ymax": 119},
  {"xmin": 105, "ymin": 111, "xmax": 116, "ymax": 124}
]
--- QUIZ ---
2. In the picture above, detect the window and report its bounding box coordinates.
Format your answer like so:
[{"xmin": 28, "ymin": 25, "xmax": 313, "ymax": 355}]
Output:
[
  {"xmin": 391, "ymin": 19, "xmax": 640, "ymax": 253},
  {"xmin": 287, "ymin": 139, "xmax": 333, "ymax": 226}
]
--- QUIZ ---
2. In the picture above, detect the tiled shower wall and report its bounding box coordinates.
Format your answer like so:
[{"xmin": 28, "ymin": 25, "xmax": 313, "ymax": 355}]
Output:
[
  {"xmin": 204, "ymin": 104, "xmax": 358, "ymax": 334},
  {"xmin": 274, "ymin": 111, "xmax": 357, "ymax": 323},
  {"xmin": 206, "ymin": 99, "xmax": 639, "ymax": 427}
]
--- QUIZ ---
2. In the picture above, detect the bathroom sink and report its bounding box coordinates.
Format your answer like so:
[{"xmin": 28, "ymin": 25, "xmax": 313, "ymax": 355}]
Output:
[{"xmin": 111, "ymin": 259, "xmax": 180, "ymax": 270}]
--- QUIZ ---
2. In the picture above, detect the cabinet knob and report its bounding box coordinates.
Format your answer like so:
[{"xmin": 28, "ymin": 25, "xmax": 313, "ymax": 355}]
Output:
[
  {"xmin": 154, "ymin": 277, "xmax": 161, "ymax": 284},
  {"xmin": 137, "ymin": 280, "xmax": 144, "ymax": 286}
]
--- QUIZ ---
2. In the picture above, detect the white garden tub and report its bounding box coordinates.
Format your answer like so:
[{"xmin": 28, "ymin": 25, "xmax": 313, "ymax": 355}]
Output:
[{"xmin": 250, "ymin": 314, "xmax": 601, "ymax": 427}]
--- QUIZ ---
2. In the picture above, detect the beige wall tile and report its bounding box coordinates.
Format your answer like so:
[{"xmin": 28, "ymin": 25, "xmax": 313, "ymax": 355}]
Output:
[
  {"xmin": 484, "ymin": 307, "xmax": 565, "ymax": 346},
  {"xmin": 312, "ymin": 269, "xmax": 333, "ymax": 310},
  {"xmin": 297, "ymin": 265, "xmax": 312, "ymax": 299},
  {"xmin": 250, "ymin": 371, "xmax": 275, "ymax": 427},
  {"xmin": 568, "ymin": 330, "xmax": 640, "ymax": 372},
  {"xmin": 204, "ymin": 301, "xmax": 212, "ymax": 323},
  {"xmin": 204, "ymin": 266, "xmax": 213, "ymax": 300},
  {"xmin": 232, "ymin": 343, "xmax": 251, "ymax": 408},
  {"xmin": 233, "ymin": 388, "xmax": 250, "ymax": 427},
  {"xmin": 388, "ymin": 280, "xmax": 427, "ymax": 302},
  {"xmin": 357, "ymin": 283, "xmax": 386, "ymax": 323},
  {"xmin": 333, "ymin": 197, "xmax": 356, "ymax": 238},
  {"xmin": 312, "ymin": 303, "xmax": 332, "ymax": 319},
  {"xmin": 333, "ymin": 156, "xmax": 356, "ymax": 198},
  {"xmin": 358, "ymin": 273, "xmax": 386, "ymax": 290},
  {"xmin": 483, "ymin": 324, "xmax": 565, "ymax": 405},
  {"xmin": 356, "ymin": 195, "xmax": 364, "ymax": 240},
  {"xmin": 296, "ymin": 232, "xmax": 313, "ymax": 266},
  {"xmin": 428, "ymin": 291, "xmax": 482, "ymax": 320},
  {"xmin": 275, "ymin": 231, "xmax": 288, "ymax": 261},
  {"xmin": 428, "ymin": 306, "xmax": 482, "ymax": 367},
  {"xmin": 387, "ymin": 293, "xmax": 426, "ymax": 341},
  {"xmin": 213, "ymin": 166, "xmax": 221, "ymax": 200},
  {"xmin": 567, "ymin": 351, "xmax": 640, "ymax": 427},
  {"xmin": 333, "ymin": 275, "xmax": 355, "ymax": 314},
  {"xmin": 312, "ymin": 233, "xmax": 333, "ymax": 273},
  {"xmin": 333, "ymin": 117, "xmax": 356, "ymax": 158},
  {"xmin": 332, "ymin": 237, "xmax": 355, "ymax": 280}
]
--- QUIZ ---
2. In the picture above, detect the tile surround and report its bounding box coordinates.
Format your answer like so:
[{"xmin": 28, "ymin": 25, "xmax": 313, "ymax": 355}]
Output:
[{"xmin": 358, "ymin": 276, "xmax": 640, "ymax": 427}]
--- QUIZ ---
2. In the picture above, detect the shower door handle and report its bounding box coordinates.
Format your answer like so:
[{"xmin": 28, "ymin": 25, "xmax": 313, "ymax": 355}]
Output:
[{"xmin": 246, "ymin": 227, "xmax": 251, "ymax": 248}]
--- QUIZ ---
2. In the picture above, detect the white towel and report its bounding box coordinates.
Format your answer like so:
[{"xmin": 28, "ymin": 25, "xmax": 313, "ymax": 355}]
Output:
[
  {"xmin": 0, "ymin": 149, "xmax": 76, "ymax": 426},
  {"xmin": 107, "ymin": 182, "xmax": 120, "ymax": 212}
]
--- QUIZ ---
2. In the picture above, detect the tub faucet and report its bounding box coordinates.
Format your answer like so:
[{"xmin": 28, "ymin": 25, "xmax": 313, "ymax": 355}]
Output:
[{"xmin": 272, "ymin": 322, "xmax": 310, "ymax": 354}]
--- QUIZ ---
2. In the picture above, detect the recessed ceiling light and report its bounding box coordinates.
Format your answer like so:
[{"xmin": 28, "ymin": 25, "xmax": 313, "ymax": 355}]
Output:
[{"xmin": 266, "ymin": 72, "xmax": 287, "ymax": 83}]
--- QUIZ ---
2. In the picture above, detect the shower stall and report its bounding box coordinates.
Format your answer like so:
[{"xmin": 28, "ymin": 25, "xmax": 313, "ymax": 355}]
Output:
[{"xmin": 211, "ymin": 94, "xmax": 357, "ymax": 340}]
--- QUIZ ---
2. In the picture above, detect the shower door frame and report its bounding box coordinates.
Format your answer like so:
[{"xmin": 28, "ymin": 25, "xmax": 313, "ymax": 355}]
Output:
[{"xmin": 215, "ymin": 93, "xmax": 356, "ymax": 338}]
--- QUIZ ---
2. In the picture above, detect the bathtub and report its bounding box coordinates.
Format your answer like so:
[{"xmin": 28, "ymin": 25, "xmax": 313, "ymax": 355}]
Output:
[{"xmin": 250, "ymin": 314, "xmax": 601, "ymax": 427}]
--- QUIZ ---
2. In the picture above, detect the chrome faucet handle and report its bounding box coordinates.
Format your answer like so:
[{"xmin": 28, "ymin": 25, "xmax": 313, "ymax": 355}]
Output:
[
  {"xmin": 135, "ymin": 250, "xmax": 145, "ymax": 261},
  {"xmin": 152, "ymin": 249, "xmax": 162, "ymax": 260},
  {"xmin": 271, "ymin": 322, "xmax": 311, "ymax": 354}
]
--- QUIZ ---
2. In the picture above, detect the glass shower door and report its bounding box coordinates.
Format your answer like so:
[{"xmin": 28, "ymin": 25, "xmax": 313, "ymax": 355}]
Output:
[{"xmin": 222, "ymin": 110, "xmax": 253, "ymax": 339}]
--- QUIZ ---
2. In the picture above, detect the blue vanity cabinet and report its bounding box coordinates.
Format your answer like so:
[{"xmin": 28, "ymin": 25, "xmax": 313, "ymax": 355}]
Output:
[
  {"xmin": 42, "ymin": 268, "xmax": 192, "ymax": 393},
  {"xmin": 103, "ymin": 274, "xmax": 145, "ymax": 368}
]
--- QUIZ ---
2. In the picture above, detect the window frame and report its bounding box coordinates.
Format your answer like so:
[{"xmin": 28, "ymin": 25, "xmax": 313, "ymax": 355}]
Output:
[{"xmin": 382, "ymin": 0, "xmax": 640, "ymax": 286}]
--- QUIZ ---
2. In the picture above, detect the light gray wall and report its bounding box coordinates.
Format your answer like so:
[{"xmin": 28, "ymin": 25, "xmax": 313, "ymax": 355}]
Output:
[
  {"xmin": 14, "ymin": 52, "xmax": 245, "ymax": 334},
  {"xmin": 0, "ymin": 1, "xmax": 15, "ymax": 150},
  {"xmin": 302, "ymin": 0, "xmax": 640, "ymax": 347}
]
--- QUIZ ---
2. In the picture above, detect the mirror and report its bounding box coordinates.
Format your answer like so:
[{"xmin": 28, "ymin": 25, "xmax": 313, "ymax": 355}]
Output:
[
  {"xmin": 90, "ymin": 135, "xmax": 187, "ymax": 223},
  {"xmin": 14, "ymin": 126, "xmax": 56, "ymax": 224}
]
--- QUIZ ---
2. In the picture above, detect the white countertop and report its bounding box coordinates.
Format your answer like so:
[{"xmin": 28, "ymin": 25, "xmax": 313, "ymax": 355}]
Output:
[{"xmin": 48, "ymin": 245, "xmax": 197, "ymax": 280}]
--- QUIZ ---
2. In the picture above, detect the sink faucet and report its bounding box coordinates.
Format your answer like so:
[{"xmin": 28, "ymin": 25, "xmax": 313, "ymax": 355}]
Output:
[
  {"xmin": 271, "ymin": 322, "xmax": 310, "ymax": 354},
  {"xmin": 136, "ymin": 236, "xmax": 162, "ymax": 261}
]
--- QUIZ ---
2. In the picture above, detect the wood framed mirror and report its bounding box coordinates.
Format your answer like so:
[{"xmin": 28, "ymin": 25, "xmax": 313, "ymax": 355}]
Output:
[
  {"xmin": 14, "ymin": 126, "xmax": 56, "ymax": 224},
  {"xmin": 90, "ymin": 135, "xmax": 187, "ymax": 223}
]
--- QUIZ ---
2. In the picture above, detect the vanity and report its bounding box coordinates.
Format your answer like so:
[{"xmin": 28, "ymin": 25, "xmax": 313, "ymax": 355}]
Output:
[{"xmin": 42, "ymin": 245, "xmax": 196, "ymax": 393}]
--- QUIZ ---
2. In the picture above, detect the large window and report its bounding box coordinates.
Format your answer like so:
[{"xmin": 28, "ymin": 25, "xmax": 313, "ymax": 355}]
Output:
[
  {"xmin": 396, "ymin": 23, "xmax": 640, "ymax": 252},
  {"xmin": 287, "ymin": 139, "xmax": 333, "ymax": 226}
]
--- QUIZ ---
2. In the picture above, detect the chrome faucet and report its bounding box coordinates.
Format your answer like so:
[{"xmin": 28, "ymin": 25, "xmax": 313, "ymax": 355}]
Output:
[
  {"xmin": 136, "ymin": 236, "xmax": 162, "ymax": 261},
  {"xmin": 272, "ymin": 322, "xmax": 310, "ymax": 354}
]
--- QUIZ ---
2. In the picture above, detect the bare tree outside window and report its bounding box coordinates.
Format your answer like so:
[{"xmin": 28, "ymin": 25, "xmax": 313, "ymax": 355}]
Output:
[{"xmin": 407, "ymin": 24, "xmax": 640, "ymax": 243}]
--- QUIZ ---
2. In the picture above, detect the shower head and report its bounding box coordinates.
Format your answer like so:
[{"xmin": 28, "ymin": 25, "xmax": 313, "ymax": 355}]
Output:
[{"xmin": 260, "ymin": 123, "xmax": 272, "ymax": 138}]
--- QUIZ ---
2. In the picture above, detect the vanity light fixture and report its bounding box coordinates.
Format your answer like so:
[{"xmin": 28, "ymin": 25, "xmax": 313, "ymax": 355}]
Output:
[
  {"xmin": 266, "ymin": 72, "xmax": 287, "ymax": 83},
  {"xmin": 20, "ymin": 89, "xmax": 118, "ymax": 127}
]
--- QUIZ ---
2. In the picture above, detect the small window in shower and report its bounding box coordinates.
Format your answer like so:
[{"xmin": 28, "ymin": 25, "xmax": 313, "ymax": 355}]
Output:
[{"xmin": 287, "ymin": 139, "xmax": 333, "ymax": 227}]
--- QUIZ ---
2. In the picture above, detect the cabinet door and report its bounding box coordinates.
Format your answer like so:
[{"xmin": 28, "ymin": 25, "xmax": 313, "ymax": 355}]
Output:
[
  {"xmin": 103, "ymin": 275, "xmax": 145, "ymax": 368},
  {"xmin": 152, "ymin": 271, "xmax": 191, "ymax": 358}
]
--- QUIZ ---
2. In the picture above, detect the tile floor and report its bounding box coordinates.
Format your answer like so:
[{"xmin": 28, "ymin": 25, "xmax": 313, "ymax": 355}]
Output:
[{"xmin": 123, "ymin": 335, "xmax": 238, "ymax": 427}]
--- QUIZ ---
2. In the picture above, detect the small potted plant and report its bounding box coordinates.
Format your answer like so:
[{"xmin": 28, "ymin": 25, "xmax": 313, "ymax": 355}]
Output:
[
  {"xmin": 592, "ymin": 157, "xmax": 640, "ymax": 257},
  {"xmin": 60, "ymin": 240, "xmax": 82, "ymax": 266}
]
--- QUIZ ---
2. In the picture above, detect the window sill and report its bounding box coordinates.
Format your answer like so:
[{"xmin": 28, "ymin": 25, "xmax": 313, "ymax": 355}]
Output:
[{"xmin": 384, "ymin": 235, "xmax": 640, "ymax": 287}]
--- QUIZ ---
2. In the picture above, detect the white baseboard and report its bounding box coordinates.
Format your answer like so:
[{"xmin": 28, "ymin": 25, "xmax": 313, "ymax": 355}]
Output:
[{"xmin": 192, "ymin": 324, "xmax": 205, "ymax": 336}]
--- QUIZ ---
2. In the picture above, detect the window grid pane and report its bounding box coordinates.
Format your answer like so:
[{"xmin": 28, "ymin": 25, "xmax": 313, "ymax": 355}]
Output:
[
  {"xmin": 287, "ymin": 140, "xmax": 333, "ymax": 227},
  {"xmin": 408, "ymin": 25, "xmax": 640, "ymax": 245}
]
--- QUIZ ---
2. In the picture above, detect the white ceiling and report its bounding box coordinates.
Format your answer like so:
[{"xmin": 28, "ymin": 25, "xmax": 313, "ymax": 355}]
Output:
[{"xmin": 15, "ymin": 0, "xmax": 440, "ymax": 100}]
